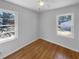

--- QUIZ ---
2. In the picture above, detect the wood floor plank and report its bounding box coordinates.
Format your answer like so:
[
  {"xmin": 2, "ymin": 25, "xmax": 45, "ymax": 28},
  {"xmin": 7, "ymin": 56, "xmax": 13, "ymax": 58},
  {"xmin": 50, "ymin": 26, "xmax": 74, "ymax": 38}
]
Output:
[{"xmin": 4, "ymin": 39, "xmax": 79, "ymax": 59}]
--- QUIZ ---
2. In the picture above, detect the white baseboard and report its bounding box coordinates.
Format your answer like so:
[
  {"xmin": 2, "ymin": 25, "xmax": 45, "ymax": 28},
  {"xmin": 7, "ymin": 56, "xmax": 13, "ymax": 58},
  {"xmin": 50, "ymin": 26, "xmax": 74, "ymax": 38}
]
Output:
[
  {"xmin": 40, "ymin": 37, "xmax": 79, "ymax": 52},
  {"xmin": 2, "ymin": 37, "xmax": 79, "ymax": 59},
  {"xmin": 3, "ymin": 38, "xmax": 38, "ymax": 58}
]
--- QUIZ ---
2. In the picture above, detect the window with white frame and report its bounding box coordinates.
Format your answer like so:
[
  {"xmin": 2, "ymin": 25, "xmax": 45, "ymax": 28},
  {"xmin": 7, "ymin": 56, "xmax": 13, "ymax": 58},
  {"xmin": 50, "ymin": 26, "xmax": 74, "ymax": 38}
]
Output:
[{"xmin": 0, "ymin": 9, "xmax": 16, "ymax": 41}]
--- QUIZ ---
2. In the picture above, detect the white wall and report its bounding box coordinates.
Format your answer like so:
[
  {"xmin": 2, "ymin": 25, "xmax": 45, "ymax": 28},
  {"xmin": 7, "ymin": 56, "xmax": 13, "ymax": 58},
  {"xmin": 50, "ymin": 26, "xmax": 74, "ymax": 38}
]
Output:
[
  {"xmin": 0, "ymin": 0, "xmax": 79, "ymax": 58},
  {"xmin": 0, "ymin": 0, "xmax": 38, "ymax": 58},
  {"xmin": 40, "ymin": 4, "xmax": 79, "ymax": 52}
]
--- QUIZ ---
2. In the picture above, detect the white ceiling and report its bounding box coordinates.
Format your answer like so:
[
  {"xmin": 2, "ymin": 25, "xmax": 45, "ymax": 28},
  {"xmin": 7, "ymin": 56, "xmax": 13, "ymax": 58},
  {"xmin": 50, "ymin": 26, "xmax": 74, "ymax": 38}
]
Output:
[{"xmin": 5, "ymin": 0, "xmax": 79, "ymax": 12}]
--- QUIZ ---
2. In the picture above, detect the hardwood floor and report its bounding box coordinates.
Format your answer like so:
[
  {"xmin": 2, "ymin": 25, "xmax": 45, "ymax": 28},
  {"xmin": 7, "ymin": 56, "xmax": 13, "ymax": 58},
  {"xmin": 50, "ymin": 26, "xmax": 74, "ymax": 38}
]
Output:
[{"xmin": 4, "ymin": 39, "xmax": 79, "ymax": 59}]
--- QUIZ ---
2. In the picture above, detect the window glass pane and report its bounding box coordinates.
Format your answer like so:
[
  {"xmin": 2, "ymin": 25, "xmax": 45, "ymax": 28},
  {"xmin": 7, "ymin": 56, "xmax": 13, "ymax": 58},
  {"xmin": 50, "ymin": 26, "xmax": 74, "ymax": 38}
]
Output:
[{"xmin": 0, "ymin": 10, "xmax": 15, "ymax": 39}]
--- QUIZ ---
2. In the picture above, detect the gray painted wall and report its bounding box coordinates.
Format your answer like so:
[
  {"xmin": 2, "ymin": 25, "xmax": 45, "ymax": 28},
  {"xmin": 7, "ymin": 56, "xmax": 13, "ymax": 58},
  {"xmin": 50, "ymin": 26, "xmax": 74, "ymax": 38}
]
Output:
[
  {"xmin": 40, "ymin": 4, "xmax": 79, "ymax": 52},
  {"xmin": 0, "ymin": 0, "xmax": 79, "ymax": 58},
  {"xmin": 0, "ymin": 0, "xmax": 38, "ymax": 58}
]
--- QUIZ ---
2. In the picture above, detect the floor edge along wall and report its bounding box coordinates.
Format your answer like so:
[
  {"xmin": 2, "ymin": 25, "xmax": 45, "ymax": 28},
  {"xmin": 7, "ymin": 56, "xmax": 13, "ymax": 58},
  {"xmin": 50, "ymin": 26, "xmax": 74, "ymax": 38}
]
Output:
[{"xmin": 4, "ymin": 38, "xmax": 79, "ymax": 59}]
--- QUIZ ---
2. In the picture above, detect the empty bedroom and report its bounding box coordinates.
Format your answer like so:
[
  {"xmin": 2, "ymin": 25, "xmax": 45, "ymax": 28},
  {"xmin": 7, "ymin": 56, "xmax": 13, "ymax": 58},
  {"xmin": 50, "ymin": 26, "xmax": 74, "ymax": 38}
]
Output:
[{"xmin": 0, "ymin": 0, "xmax": 79, "ymax": 59}]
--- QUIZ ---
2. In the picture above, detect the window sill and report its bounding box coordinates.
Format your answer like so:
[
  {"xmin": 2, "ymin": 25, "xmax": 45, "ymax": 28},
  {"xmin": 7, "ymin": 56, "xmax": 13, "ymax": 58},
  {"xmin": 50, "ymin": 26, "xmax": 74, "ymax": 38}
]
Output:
[{"xmin": 0, "ymin": 36, "xmax": 15, "ymax": 44}]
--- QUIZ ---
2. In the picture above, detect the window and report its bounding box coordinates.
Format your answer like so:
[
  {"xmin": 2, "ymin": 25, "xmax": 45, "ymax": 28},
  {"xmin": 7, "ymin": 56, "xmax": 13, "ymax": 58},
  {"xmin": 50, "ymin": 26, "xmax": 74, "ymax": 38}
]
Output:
[
  {"xmin": 56, "ymin": 13, "xmax": 74, "ymax": 38},
  {"xmin": 0, "ymin": 9, "xmax": 17, "ymax": 43}
]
